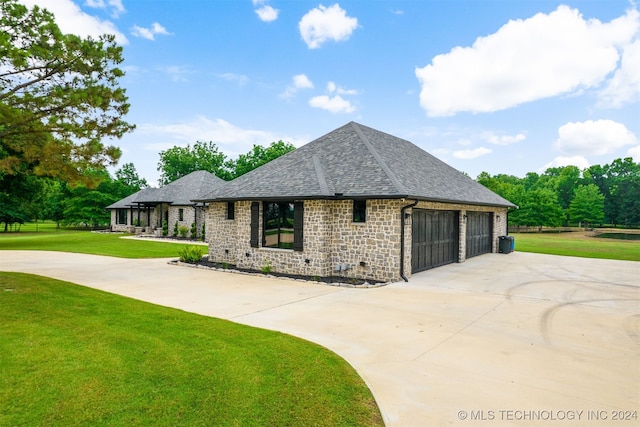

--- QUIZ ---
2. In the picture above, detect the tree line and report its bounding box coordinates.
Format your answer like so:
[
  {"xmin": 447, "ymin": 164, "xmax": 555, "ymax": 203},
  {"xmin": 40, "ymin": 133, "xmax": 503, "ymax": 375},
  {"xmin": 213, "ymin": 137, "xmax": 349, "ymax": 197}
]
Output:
[
  {"xmin": 1, "ymin": 1, "xmax": 637, "ymax": 232},
  {"xmin": 0, "ymin": 141, "xmax": 295, "ymax": 231},
  {"xmin": 477, "ymin": 157, "xmax": 640, "ymax": 229}
]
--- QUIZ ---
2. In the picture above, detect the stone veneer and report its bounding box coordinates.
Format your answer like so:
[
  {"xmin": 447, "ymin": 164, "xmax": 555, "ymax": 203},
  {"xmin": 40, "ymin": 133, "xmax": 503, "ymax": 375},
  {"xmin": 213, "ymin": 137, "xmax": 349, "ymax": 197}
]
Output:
[
  {"xmin": 206, "ymin": 199, "xmax": 509, "ymax": 283},
  {"xmin": 110, "ymin": 205, "xmax": 207, "ymax": 238}
]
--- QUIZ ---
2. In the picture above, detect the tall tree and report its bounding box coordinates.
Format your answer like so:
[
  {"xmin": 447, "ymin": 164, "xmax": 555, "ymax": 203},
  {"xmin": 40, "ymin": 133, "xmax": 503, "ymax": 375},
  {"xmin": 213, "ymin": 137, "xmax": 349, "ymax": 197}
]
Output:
[
  {"xmin": 516, "ymin": 188, "xmax": 565, "ymax": 230},
  {"xmin": 115, "ymin": 163, "xmax": 148, "ymax": 195},
  {"xmin": 0, "ymin": 0, "xmax": 134, "ymax": 186},
  {"xmin": 62, "ymin": 170, "xmax": 119, "ymax": 228},
  {"xmin": 230, "ymin": 140, "xmax": 296, "ymax": 178},
  {"xmin": 157, "ymin": 141, "xmax": 230, "ymax": 184},
  {"xmin": 569, "ymin": 184, "xmax": 605, "ymax": 228}
]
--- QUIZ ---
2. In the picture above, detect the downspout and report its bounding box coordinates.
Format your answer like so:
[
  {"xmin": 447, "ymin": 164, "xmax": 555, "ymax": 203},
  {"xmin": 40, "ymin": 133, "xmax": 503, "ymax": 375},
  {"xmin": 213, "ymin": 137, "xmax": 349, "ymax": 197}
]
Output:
[{"xmin": 400, "ymin": 200, "xmax": 419, "ymax": 282}]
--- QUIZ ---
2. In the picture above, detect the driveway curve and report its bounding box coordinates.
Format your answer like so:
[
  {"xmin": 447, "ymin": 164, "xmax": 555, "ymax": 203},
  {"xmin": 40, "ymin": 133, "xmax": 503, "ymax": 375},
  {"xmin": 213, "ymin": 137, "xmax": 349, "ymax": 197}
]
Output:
[{"xmin": 1, "ymin": 250, "xmax": 638, "ymax": 426}]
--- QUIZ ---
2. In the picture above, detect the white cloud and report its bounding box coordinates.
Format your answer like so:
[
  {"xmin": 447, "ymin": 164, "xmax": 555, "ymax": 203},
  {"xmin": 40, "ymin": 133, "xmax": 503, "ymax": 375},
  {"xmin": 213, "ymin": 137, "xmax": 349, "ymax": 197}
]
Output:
[
  {"xmin": 131, "ymin": 22, "xmax": 171, "ymax": 40},
  {"xmin": 84, "ymin": 0, "xmax": 125, "ymax": 18},
  {"xmin": 628, "ymin": 145, "xmax": 640, "ymax": 161},
  {"xmin": 18, "ymin": 0, "xmax": 128, "ymax": 44},
  {"xmin": 294, "ymin": 74, "xmax": 314, "ymax": 89},
  {"xmin": 161, "ymin": 66, "xmax": 194, "ymax": 83},
  {"xmin": 255, "ymin": 5, "xmax": 279, "ymax": 22},
  {"xmin": 327, "ymin": 81, "xmax": 358, "ymax": 95},
  {"xmin": 299, "ymin": 4, "xmax": 358, "ymax": 49},
  {"xmin": 415, "ymin": 6, "xmax": 640, "ymax": 117},
  {"xmin": 218, "ymin": 73, "xmax": 249, "ymax": 86},
  {"xmin": 554, "ymin": 119, "xmax": 638, "ymax": 156},
  {"xmin": 541, "ymin": 156, "xmax": 590, "ymax": 171},
  {"xmin": 453, "ymin": 147, "xmax": 492, "ymax": 159},
  {"xmin": 598, "ymin": 38, "xmax": 640, "ymax": 108},
  {"xmin": 482, "ymin": 131, "xmax": 526, "ymax": 145},
  {"xmin": 139, "ymin": 116, "xmax": 305, "ymax": 157},
  {"xmin": 281, "ymin": 74, "xmax": 314, "ymax": 98},
  {"xmin": 309, "ymin": 95, "xmax": 356, "ymax": 113}
]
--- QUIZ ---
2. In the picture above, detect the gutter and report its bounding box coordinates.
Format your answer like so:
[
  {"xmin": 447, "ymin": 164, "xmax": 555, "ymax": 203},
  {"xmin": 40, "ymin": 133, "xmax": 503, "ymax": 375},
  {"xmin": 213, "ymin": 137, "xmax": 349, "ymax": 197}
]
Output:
[{"xmin": 400, "ymin": 200, "xmax": 419, "ymax": 282}]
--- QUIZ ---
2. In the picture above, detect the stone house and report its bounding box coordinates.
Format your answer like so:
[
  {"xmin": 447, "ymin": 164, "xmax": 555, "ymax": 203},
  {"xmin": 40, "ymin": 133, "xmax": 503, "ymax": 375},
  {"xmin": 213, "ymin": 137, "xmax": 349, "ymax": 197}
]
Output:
[
  {"xmin": 107, "ymin": 170, "xmax": 225, "ymax": 238},
  {"xmin": 196, "ymin": 122, "xmax": 516, "ymax": 283}
]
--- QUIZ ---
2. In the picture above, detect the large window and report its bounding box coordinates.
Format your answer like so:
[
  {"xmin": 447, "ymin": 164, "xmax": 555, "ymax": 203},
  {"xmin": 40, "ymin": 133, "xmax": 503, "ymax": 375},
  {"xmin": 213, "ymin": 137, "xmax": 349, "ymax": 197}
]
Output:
[
  {"xmin": 263, "ymin": 201, "xmax": 295, "ymax": 249},
  {"xmin": 117, "ymin": 209, "xmax": 127, "ymax": 225}
]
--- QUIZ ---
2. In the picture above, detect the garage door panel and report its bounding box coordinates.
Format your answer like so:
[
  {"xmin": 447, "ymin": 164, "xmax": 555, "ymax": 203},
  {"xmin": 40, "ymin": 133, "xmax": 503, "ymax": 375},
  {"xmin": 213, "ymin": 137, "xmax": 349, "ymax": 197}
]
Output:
[
  {"xmin": 466, "ymin": 211, "xmax": 492, "ymax": 258},
  {"xmin": 412, "ymin": 210, "xmax": 458, "ymax": 273}
]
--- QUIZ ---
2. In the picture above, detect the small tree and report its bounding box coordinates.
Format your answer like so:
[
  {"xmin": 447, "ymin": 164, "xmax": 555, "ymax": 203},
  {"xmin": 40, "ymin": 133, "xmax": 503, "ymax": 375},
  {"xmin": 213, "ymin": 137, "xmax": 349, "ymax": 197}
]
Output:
[
  {"xmin": 173, "ymin": 221, "xmax": 179, "ymax": 236},
  {"xmin": 570, "ymin": 184, "xmax": 604, "ymax": 229},
  {"xmin": 190, "ymin": 222, "xmax": 197, "ymax": 238},
  {"xmin": 162, "ymin": 220, "xmax": 168, "ymax": 236}
]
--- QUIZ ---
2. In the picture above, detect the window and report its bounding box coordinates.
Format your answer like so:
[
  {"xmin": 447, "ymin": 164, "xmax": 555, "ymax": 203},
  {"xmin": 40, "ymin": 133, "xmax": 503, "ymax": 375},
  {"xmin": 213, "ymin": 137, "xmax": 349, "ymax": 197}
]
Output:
[
  {"xmin": 178, "ymin": 208, "xmax": 184, "ymax": 221},
  {"xmin": 250, "ymin": 201, "xmax": 303, "ymax": 251},
  {"xmin": 227, "ymin": 202, "xmax": 235, "ymax": 220},
  {"xmin": 353, "ymin": 200, "xmax": 366, "ymax": 223},
  {"xmin": 117, "ymin": 209, "xmax": 127, "ymax": 225},
  {"xmin": 263, "ymin": 202, "xmax": 295, "ymax": 249}
]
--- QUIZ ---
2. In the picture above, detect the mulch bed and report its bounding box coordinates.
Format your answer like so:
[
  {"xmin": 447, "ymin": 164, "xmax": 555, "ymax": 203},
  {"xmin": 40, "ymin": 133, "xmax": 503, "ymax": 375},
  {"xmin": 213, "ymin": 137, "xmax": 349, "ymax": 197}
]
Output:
[{"xmin": 171, "ymin": 258, "xmax": 387, "ymax": 288}]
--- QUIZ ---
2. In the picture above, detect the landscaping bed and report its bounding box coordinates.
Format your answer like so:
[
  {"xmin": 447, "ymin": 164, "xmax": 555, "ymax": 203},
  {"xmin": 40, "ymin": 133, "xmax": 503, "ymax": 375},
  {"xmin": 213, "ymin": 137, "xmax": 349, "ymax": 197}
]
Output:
[{"xmin": 171, "ymin": 257, "xmax": 388, "ymax": 288}]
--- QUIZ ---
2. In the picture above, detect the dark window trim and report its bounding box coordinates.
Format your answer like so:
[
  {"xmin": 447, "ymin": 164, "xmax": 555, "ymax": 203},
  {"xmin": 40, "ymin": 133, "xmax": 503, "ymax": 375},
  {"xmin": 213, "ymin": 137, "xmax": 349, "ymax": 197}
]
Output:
[
  {"xmin": 227, "ymin": 202, "xmax": 235, "ymax": 220},
  {"xmin": 178, "ymin": 208, "xmax": 184, "ymax": 221},
  {"xmin": 353, "ymin": 199, "xmax": 366, "ymax": 223},
  {"xmin": 117, "ymin": 209, "xmax": 127, "ymax": 225},
  {"xmin": 260, "ymin": 201, "xmax": 303, "ymax": 251}
]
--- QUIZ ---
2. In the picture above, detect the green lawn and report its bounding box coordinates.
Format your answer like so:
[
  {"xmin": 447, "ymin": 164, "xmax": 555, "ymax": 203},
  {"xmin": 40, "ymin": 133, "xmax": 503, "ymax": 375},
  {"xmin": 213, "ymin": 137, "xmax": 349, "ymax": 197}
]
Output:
[
  {"xmin": 0, "ymin": 229, "xmax": 202, "ymax": 258},
  {"xmin": 511, "ymin": 231, "xmax": 640, "ymax": 261},
  {"xmin": 0, "ymin": 272, "xmax": 383, "ymax": 426}
]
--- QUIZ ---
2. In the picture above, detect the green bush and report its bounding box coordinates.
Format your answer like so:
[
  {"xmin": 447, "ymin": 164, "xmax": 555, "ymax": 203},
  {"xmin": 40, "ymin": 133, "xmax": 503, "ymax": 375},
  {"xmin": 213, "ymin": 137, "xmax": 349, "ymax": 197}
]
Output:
[
  {"xmin": 173, "ymin": 221, "xmax": 179, "ymax": 235},
  {"xmin": 260, "ymin": 260, "xmax": 272, "ymax": 274},
  {"xmin": 201, "ymin": 223, "xmax": 206, "ymax": 241},
  {"xmin": 178, "ymin": 225, "xmax": 189, "ymax": 238},
  {"xmin": 190, "ymin": 222, "xmax": 197, "ymax": 238},
  {"xmin": 162, "ymin": 220, "xmax": 168, "ymax": 236},
  {"xmin": 178, "ymin": 245, "xmax": 203, "ymax": 263}
]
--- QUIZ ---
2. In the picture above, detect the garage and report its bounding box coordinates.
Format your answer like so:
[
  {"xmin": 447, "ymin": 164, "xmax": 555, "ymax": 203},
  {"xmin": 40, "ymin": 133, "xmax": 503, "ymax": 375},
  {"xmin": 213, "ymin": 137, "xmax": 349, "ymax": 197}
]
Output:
[
  {"xmin": 465, "ymin": 211, "xmax": 493, "ymax": 259},
  {"xmin": 411, "ymin": 210, "xmax": 459, "ymax": 273}
]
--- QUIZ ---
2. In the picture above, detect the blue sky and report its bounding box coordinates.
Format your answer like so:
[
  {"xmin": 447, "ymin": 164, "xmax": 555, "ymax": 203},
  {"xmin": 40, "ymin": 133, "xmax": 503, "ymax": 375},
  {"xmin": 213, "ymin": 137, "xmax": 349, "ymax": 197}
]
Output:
[{"xmin": 22, "ymin": 0, "xmax": 640, "ymax": 186}]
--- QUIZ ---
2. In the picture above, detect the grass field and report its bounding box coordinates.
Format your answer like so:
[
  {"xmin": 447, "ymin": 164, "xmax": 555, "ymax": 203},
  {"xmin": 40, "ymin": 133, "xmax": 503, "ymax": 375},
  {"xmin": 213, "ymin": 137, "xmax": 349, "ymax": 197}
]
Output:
[
  {"xmin": 0, "ymin": 272, "xmax": 383, "ymax": 426},
  {"xmin": 511, "ymin": 230, "xmax": 640, "ymax": 261},
  {"xmin": 0, "ymin": 228, "xmax": 202, "ymax": 258}
]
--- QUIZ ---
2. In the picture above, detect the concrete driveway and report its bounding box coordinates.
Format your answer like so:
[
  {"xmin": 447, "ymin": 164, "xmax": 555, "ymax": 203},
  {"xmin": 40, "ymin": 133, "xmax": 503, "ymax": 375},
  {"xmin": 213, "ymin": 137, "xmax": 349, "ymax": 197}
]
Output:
[{"xmin": 1, "ymin": 250, "xmax": 638, "ymax": 426}]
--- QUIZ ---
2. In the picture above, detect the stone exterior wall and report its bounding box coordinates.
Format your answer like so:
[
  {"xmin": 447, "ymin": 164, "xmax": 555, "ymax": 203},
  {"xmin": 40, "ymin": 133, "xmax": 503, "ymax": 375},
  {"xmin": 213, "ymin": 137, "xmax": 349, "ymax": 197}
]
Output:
[
  {"xmin": 166, "ymin": 205, "xmax": 206, "ymax": 238},
  {"xmin": 206, "ymin": 199, "xmax": 510, "ymax": 283},
  {"xmin": 109, "ymin": 207, "xmax": 158, "ymax": 233}
]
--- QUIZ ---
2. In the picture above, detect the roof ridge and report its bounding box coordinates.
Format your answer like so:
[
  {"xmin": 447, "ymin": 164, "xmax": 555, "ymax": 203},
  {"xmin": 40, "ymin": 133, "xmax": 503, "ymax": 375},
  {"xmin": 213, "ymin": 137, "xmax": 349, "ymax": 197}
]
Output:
[
  {"xmin": 350, "ymin": 122, "xmax": 407, "ymax": 195},
  {"xmin": 312, "ymin": 155, "xmax": 331, "ymax": 196}
]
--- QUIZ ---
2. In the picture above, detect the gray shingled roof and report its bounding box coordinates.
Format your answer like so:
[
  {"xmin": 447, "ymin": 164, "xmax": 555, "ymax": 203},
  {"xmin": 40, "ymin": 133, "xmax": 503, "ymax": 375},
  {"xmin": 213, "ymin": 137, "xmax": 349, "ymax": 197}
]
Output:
[
  {"xmin": 107, "ymin": 170, "xmax": 225, "ymax": 209},
  {"xmin": 197, "ymin": 122, "xmax": 516, "ymax": 208}
]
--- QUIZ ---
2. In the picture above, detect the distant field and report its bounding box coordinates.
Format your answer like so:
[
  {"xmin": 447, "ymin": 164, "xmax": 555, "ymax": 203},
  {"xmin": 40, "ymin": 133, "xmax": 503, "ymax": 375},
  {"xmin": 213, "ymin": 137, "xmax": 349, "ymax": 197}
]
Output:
[
  {"xmin": 511, "ymin": 230, "xmax": 640, "ymax": 261},
  {"xmin": 0, "ymin": 226, "xmax": 202, "ymax": 259}
]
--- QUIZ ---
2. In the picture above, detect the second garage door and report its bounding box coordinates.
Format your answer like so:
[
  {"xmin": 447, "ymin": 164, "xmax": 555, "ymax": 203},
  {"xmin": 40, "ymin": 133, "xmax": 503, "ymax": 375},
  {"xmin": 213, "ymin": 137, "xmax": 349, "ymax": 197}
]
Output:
[
  {"xmin": 412, "ymin": 209, "xmax": 459, "ymax": 273},
  {"xmin": 465, "ymin": 211, "xmax": 492, "ymax": 258}
]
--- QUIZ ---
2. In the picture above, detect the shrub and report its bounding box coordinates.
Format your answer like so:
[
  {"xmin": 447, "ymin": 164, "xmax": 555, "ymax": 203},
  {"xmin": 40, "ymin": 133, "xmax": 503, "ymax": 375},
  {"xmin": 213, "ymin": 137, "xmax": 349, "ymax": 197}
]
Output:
[
  {"xmin": 201, "ymin": 224, "xmax": 206, "ymax": 241},
  {"xmin": 260, "ymin": 260, "xmax": 272, "ymax": 274},
  {"xmin": 178, "ymin": 225, "xmax": 189, "ymax": 238},
  {"xmin": 173, "ymin": 221, "xmax": 179, "ymax": 235},
  {"xmin": 178, "ymin": 245, "xmax": 203, "ymax": 263},
  {"xmin": 190, "ymin": 222, "xmax": 196, "ymax": 238},
  {"xmin": 162, "ymin": 220, "xmax": 168, "ymax": 236}
]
